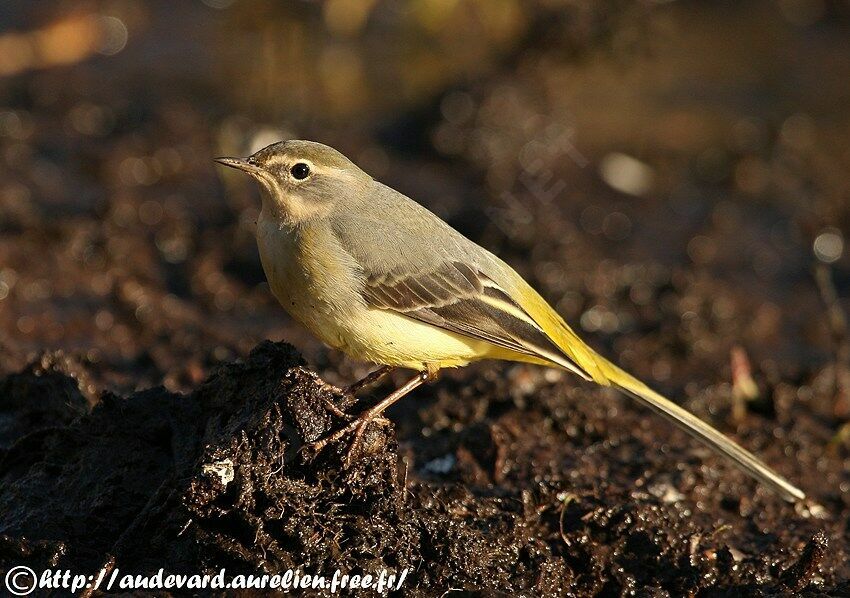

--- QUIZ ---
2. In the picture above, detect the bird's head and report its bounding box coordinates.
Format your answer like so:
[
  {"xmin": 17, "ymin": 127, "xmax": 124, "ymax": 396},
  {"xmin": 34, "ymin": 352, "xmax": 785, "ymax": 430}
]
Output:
[{"xmin": 215, "ymin": 140, "xmax": 370, "ymax": 226}]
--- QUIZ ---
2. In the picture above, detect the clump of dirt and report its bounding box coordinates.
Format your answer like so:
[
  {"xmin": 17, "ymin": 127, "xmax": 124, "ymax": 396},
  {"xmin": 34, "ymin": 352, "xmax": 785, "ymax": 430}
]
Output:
[
  {"xmin": 0, "ymin": 351, "xmax": 96, "ymax": 450},
  {"xmin": 1, "ymin": 341, "xmax": 847, "ymax": 595}
]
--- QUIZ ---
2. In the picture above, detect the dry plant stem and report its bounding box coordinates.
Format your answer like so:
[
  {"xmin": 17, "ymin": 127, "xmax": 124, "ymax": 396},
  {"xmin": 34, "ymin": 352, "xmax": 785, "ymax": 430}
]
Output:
[{"xmin": 731, "ymin": 345, "xmax": 759, "ymax": 424}]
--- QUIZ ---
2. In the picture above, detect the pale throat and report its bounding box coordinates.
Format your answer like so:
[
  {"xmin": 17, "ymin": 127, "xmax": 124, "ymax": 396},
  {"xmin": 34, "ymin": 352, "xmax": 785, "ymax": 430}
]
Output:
[{"xmin": 258, "ymin": 184, "xmax": 330, "ymax": 228}]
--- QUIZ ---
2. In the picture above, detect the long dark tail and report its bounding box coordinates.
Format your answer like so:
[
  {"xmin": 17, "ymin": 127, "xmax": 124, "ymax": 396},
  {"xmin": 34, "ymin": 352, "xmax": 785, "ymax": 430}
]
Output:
[{"xmin": 600, "ymin": 359, "xmax": 805, "ymax": 503}]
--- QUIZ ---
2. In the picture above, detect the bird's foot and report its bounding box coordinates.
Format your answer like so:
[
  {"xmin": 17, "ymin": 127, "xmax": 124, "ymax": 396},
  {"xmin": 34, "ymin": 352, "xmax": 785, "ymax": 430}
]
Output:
[
  {"xmin": 315, "ymin": 379, "xmax": 356, "ymax": 420},
  {"xmin": 302, "ymin": 370, "xmax": 429, "ymax": 468},
  {"xmin": 314, "ymin": 366, "xmax": 396, "ymax": 421},
  {"xmin": 320, "ymin": 395, "xmax": 355, "ymax": 421},
  {"xmin": 301, "ymin": 409, "xmax": 392, "ymax": 468}
]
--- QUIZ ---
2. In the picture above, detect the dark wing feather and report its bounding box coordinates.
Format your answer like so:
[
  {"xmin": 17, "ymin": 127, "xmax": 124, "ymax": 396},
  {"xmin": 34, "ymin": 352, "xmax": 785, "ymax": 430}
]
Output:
[
  {"xmin": 360, "ymin": 261, "xmax": 589, "ymax": 377},
  {"xmin": 362, "ymin": 261, "xmax": 478, "ymax": 309}
]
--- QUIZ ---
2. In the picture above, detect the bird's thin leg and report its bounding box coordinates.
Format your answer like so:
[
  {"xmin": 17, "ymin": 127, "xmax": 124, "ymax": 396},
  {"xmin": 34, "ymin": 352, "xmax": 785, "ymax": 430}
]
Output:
[
  {"xmin": 305, "ymin": 368, "xmax": 436, "ymax": 466},
  {"xmin": 316, "ymin": 365, "xmax": 396, "ymax": 420},
  {"xmin": 345, "ymin": 365, "xmax": 395, "ymax": 395}
]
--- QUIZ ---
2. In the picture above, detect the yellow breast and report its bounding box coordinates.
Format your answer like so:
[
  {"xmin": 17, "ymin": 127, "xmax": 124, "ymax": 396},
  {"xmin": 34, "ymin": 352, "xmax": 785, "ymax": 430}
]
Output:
[{"xmin": 255, "ymin": 215, "xmax": 503, "ymax": 370}]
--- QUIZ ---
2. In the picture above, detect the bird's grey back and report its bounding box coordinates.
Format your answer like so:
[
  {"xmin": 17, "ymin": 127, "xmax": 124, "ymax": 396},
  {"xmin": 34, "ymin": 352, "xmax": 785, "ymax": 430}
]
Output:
[{"xmin": 330, "ymin": 180, "xmax": 497, "ymax": 279}]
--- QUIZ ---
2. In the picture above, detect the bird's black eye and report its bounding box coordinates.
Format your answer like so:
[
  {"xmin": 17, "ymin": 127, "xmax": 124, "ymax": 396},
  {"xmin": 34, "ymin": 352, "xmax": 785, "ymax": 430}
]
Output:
[{"xmin": 290, "ymin": 162, "xmax": 310, "ymax": 180}]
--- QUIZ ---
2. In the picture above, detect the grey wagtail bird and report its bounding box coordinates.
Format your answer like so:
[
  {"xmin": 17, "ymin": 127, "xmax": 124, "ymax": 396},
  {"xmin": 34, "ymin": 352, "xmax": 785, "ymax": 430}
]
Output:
[{"xmin": 215, "ymin": 140, "xmax": 804, "ymax": 503}]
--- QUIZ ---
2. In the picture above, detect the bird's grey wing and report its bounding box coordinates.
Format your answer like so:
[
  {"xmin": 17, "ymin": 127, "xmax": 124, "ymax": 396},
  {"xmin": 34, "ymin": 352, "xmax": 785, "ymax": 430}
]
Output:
[
  {"xmin": 331, "ymin": 180, "xmax": 589, "ymax": 376},
  {"xmin": 360, "ymin": 259, "xmax": 589, "ymax": 377}
]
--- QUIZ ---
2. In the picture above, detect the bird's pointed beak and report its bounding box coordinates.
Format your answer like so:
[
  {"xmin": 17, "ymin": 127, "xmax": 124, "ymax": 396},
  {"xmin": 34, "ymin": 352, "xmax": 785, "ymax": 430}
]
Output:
[{"xmin": 214, "ymin": 156, "xmax": 262, "ymax": 175}]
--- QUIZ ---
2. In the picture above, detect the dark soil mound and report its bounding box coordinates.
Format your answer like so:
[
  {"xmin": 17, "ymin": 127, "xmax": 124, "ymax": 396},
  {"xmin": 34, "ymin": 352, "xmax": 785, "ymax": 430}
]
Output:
[{"xmin": 1, "ymin": 341, "xmax": 846, "ymax": 596}]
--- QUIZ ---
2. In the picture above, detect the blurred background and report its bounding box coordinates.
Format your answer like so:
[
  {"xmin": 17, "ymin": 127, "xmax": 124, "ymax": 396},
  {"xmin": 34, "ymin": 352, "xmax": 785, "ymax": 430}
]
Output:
[{"xmin": 0, "ymin": 0, "xmax": 848, "ymax": 410}]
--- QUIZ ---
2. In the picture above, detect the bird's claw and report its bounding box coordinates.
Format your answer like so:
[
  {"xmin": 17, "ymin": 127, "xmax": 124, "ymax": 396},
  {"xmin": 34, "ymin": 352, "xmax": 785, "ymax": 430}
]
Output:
[
  {"xmin": 301, "ymin": 413, "xmax": 392, "ymax": 468},
  {"xmin": 320, "ymin": 396, "xmax": 354, "ymax": 420},
  {"xmin": 316, "ymin": 380, "xmax": 356, "ymax": 420}
]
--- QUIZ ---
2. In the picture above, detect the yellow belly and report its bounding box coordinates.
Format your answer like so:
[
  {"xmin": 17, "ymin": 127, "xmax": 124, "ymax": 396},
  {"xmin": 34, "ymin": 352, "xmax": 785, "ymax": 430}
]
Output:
[{"xmin": 332, "ymin": 306, "xmax": 496, "ymax": 370}]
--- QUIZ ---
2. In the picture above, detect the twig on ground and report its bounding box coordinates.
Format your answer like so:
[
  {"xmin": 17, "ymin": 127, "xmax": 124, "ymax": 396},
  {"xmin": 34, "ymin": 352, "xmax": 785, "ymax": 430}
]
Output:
[
  {"xmin": 731, "ymin": 345, "xmax": 759, "ymax": 424},
  {"xmin": 814, "ymin": 264, "xmax": 850, "ymax": 417}
]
